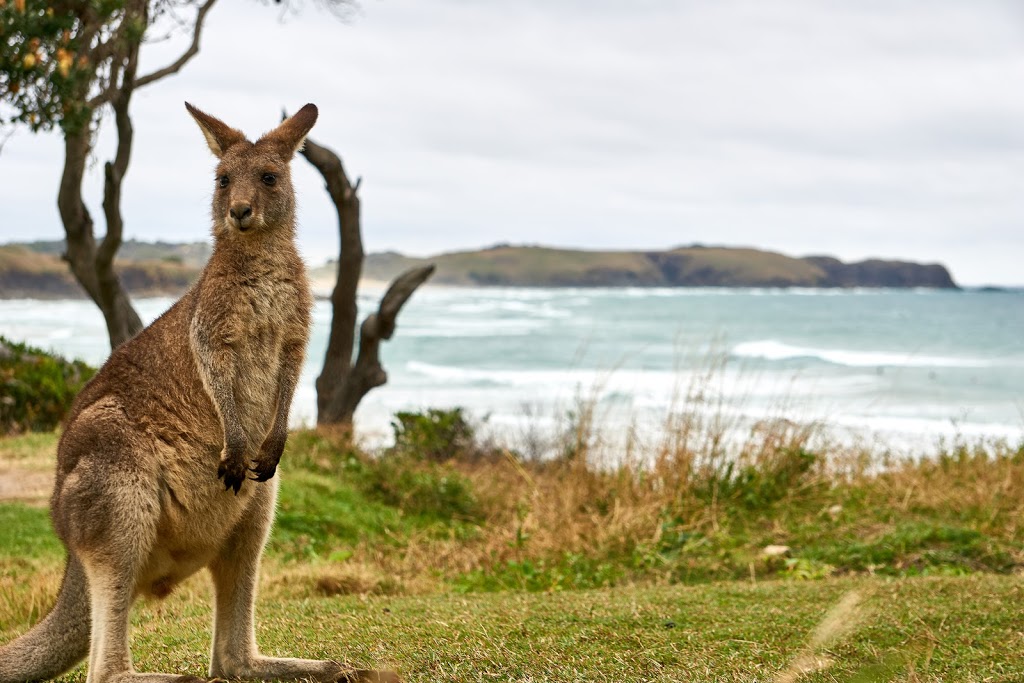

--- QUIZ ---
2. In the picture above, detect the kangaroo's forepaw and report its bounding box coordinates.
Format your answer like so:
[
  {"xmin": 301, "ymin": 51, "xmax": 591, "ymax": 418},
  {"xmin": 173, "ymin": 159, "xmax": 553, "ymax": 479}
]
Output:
[
  {"xmin": 217, "ymin": 457, "xmax": 247, "ymax": 494},
  {"xmin": 251, "ymin": 434, "xmax": 286, "ymax": 482},
  {"xmin": 249, "ymin": 447, "xmax": 281, "ymax": 482},
  {"xmin": 249, "ymin": 462, "xmax": 277, "ymax": 482}
]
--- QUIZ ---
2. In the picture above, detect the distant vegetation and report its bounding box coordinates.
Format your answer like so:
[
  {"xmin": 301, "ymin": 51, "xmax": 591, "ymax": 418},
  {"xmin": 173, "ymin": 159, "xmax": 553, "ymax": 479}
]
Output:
[
  {"xmin": 14, "ymin": 239, "xmax": 211, "ymax": 268},
  {"xmin": 0, "ymin": 338, "xmax": 94, "ymax": 434},
  {"xmin": 361, "ymin": 244, "xmax": 958, "ymax": 288},
  {"xmin": 0, "ymin": 405, "xmax": 1019, "ymax": 590}
]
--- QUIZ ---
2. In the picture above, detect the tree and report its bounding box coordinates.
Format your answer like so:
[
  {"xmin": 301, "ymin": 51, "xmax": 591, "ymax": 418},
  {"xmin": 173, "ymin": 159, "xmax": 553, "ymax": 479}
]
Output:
[
  {"xmin": 298, "ymin": 131, "xmax": 434, "ymax": 430},
  {"xmin": 5, "ymin": 2, "xmax": 411, "ymax": 433},
  {"xmin": 2, "ymin": 0, "xmax": 218, "ymax": 348}
]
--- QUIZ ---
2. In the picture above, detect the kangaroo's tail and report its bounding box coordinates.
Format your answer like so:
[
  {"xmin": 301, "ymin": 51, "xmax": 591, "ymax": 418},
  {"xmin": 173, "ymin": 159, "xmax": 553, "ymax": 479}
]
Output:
[{"xmin": 0, "ymin": 554, "xmax": 90, "ymax": 682}]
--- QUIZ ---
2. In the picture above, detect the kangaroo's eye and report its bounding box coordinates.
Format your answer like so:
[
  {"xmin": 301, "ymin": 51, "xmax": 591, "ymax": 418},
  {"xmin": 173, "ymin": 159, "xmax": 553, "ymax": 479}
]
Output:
[
  {"xmin": 218, "ymin": 175, "xmax": 229, "ymax": 188},
  {"xmin": 262, "ymin": 173, "xmax": 277, "ymax": 187}
]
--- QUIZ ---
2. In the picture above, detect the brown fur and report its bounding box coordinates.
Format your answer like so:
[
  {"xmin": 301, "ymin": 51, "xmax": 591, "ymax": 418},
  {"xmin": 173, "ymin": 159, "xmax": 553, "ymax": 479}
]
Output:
[{"xmin": 0, "ymin": 104, "xmax": 397, "ymax": 683}]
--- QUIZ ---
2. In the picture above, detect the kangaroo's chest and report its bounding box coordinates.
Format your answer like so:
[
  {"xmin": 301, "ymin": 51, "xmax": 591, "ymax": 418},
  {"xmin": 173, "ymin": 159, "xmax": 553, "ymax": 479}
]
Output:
[
  {"xmin": 231, "ymin": 279, "xmax": 311, "ymax": 423},
  {"xmin": 194, "ymin": 264, "xmax": 312, "ymax": 439}
]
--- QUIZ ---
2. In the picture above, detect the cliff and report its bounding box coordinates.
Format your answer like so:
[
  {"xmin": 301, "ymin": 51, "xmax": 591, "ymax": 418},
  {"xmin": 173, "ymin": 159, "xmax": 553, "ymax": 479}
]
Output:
[
  {"xmin": 0, "ymin": 245, "xmax": 200, "ymax": 299},
  {"xmin": 0, "ymin": 241, "xmax": 958, "ymax": 298},
  {"xmin": 360, "ymin": 245, "xmax": 958, "ymax": 289}
]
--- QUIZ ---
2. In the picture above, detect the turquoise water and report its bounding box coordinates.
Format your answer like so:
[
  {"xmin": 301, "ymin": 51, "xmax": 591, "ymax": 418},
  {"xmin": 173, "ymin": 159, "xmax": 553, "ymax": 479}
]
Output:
[{"xmin": 1, "ymin": 287, "xmax": 1021, "ymax": 450}]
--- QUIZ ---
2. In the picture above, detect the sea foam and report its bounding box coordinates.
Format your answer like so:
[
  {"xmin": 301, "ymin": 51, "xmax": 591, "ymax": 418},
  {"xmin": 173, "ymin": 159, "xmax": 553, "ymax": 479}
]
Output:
[{"xmin": 731, "ymin": 340, "xmax": 993, "ymax": 369}]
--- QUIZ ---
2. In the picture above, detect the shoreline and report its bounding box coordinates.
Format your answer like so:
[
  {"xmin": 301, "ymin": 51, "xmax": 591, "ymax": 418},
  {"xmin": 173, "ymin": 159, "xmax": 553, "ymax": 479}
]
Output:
[
  {"xmin": 3, "ymin": 281, "xmax": 1021, "ymax": 302},
  {"xmin": 1, "ymin": 290, "xmax": 1018, "ymax": 458}
]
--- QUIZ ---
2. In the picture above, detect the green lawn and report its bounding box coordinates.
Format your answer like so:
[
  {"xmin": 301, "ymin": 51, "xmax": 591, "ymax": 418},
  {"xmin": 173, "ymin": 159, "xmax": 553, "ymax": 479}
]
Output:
[{"xmin": 1, "ymin": 573, "xmax": 1018, "ymax": 682}]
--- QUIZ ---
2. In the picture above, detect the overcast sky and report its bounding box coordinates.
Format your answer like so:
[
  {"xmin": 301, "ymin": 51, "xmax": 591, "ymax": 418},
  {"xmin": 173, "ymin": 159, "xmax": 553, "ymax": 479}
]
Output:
[{"xmin": 2, "ymin": 0, "xmax": 1023, "ymax": 285}]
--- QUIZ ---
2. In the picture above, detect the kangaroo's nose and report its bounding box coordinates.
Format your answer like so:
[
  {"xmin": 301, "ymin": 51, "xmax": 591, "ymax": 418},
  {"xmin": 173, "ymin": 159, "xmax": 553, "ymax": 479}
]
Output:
[{"xmin": 229, "ymin": 204, "xmax": 252, "ymax": 221}]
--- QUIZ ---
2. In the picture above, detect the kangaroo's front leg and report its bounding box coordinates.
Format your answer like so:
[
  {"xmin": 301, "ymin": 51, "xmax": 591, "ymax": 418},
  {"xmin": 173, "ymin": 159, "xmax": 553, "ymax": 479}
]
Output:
[
  {"xmin": 249, "ymin": 339, "xmax": 305, "ymax": 483},
  {"xmin": 207, "ymin": 487, "xmax": 398, "ymax": 682},
  {"xmin": 190, "ymin": 320, "xmax": 250, "ymax": 494}
]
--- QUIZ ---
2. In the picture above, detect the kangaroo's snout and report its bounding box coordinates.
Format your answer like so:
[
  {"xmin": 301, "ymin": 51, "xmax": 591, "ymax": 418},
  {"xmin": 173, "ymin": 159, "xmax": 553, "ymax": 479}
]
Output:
[{"xmin": 229, "ymin": 203, "xmax": 253, "ymax": 230}]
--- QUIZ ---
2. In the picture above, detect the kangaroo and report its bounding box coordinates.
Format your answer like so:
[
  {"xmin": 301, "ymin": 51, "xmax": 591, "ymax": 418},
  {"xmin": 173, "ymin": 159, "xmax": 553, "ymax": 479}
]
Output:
[{"xmin": 0, "ymin": 104, "xmax": 397, "ymax": 683}]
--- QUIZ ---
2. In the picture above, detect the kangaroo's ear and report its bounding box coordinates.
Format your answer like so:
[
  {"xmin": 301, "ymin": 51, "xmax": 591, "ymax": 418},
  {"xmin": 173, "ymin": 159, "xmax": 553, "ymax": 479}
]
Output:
[
  {"xmin": 185, "ymin": 102, "xmax": 247, "ymax": 158},
  {"xmin": 260, "ymin": 103, "xmax": 318, "ymax": 159}
]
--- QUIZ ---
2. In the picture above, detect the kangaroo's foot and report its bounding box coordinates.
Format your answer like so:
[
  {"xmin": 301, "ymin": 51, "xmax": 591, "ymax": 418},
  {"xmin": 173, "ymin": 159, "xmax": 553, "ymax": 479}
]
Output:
[
  {"xmin": 211, "ymin": 656, "xmax": 399, "ymax": 682},
  {"xmin": 207, "ymin": 489, "xmax": 400, "ymax": 683},
  {"xmin": 89, "ymin": 672, "xmax": 210, "ymax": 683}
]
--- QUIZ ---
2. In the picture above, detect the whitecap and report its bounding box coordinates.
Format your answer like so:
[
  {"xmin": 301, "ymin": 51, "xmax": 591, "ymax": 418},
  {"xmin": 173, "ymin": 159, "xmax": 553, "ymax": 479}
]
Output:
[{"xmin": 731, "ymin": 340, "xmax": 993, "ymax": 369}]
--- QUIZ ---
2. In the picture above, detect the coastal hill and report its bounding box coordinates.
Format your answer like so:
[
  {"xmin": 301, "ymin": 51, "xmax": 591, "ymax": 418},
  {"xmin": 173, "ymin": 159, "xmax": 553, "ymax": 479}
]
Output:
[
  {"xmin": 0, "ymin": 242, "xmax": 201, "ymax": 299},
  {"xmin": 0, "ymin": 240, "xmax": 957, "ymax": 298},
  {"xmin": 361, "ymin": 244, "xmax": 958, "ymax": 289}
]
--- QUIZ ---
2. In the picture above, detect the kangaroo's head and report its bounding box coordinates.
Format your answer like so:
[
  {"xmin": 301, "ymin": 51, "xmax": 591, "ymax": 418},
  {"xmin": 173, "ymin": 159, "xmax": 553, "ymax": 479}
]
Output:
[{"xmin": 185, "ymin": 102, "xmax": 318, "ymax": 240}]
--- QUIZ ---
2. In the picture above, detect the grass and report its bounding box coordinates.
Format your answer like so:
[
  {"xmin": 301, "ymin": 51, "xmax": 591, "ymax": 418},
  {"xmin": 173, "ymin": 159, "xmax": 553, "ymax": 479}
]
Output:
[
  {"xmin": 2, "ymin": 572, "xmax": 1022, "ymax": 681},
  {"xmin": 1, "ymin": 406, "xmax": 1022, "ymax": 679},
  {"xmin": 2, "ymin": 424, "xmax": 1023, "ymax": 591}
]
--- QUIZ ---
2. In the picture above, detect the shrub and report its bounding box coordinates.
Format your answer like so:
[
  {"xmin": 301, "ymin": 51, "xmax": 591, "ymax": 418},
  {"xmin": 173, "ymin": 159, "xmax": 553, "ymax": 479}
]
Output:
[
  {"xmin": 390, "ymin": 407, "xmax": 476, "ymax": 462},
  {"xmin": 0, "ymin": 336, "xmax": 94, "ymax": 434},
  {"xmin": 363, "ymin": 454, "xmax": 481, "ymax": 522},
  {"xmin": 701, "ymin": 447, "xmax": 819, "ymax": 509}
]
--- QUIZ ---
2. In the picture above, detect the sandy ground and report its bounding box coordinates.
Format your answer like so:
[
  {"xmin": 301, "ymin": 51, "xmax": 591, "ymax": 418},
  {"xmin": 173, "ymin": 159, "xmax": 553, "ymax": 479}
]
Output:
[
  {"xmin": 308, "ymin": 272, "xmax": 396, "ymax": 299},
  {"xmin": 0, "ymin": 436, "xmax": 58, "ymax": 504},
  {"xmin": 0, "ymin": 465, "xmax": 52, "ymax": 504}
]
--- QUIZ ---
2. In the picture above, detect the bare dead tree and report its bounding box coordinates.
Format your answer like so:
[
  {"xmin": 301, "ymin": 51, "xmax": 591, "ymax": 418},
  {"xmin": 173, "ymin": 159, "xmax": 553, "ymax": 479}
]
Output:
[{"xmin": 297, "ymin": 130, "xmax": 434, "ymax": 430}]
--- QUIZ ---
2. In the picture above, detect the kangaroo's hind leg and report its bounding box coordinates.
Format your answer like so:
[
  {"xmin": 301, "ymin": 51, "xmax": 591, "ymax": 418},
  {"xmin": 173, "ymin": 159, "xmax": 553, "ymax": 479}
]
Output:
[
  {"xmin": 207, "ymin": 482, "xmax": 398, "ymax": 683},
  {"xmin": 57, "ymin": 437, "xmax": 203, "ymax": 683},
  {"xmin": 81, "ymin": 552, "xmax": 204, "ymax": 683}
]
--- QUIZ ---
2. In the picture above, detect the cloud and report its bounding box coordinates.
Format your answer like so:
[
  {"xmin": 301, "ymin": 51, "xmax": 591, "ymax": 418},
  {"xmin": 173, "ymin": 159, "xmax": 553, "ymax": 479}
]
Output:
[{"xmin": 1, "ymin": 0, "xmax": 1022, "ymax": 284}]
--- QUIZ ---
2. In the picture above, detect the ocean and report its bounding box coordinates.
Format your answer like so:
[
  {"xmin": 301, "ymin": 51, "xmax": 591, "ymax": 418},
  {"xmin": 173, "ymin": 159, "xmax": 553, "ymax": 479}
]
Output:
[{"xmin": 1, "ymin": 287, "xmax": 1021, "ymax": 454}]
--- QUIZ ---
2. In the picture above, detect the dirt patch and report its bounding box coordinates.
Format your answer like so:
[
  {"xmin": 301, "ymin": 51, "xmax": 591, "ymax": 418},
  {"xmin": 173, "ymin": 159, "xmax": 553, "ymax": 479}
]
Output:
[{"xmin": 0, "ymin": 466, "xmax": 52, "ymax": 505}]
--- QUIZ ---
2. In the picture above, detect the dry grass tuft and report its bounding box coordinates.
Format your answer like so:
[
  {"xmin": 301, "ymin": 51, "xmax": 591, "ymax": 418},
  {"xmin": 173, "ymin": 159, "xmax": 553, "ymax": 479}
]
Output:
[
  {"xmin": 774, "ymin": 590, "xmax": 868, "ymax": 682},
  {"xmin": 0, "ymin": 561, "xmax": 64, "ymax": 635}
]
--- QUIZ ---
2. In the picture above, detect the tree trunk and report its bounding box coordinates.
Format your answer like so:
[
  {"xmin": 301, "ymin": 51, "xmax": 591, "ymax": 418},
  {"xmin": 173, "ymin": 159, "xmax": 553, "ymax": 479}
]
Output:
[
  {"xmin": 299, "ymin": 133, "xmax": 434, "ymax": 430},
  {"xmin": 50, "ymin": 0, "xmax": 216, "ymax": 350},
  {"xmin": 58, "ymin": 124, "xmax": 143, "ymax": 349},
  {"xmin": 97, "ymin": 46, "xmax": 145, "ymax": 347}
]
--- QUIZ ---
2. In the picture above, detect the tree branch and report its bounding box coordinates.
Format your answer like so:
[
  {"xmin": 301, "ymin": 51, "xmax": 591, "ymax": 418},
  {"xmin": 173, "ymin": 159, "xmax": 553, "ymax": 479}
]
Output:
[
  {"xmin": 344, "ymin": 264, "xmax": 436, "ymax": 412},
  {"xmin": 301, "ymin": 130, "xmax": 362, "ymax": 423},
  {"xmin": 299, "ymin": 131, "xmax": 354, "ymax": 203},
  {"xmin": 375, "ymin": 265, "xmax": 436, "ymax": 339},
  {"xmin": 98, "ymin": 68, "xmax": 136, "ymax": 268},
  {"xmin": 134, "ymin": 0, "xmax": 218, "ymax": 89},
  {"xmin": 299, "ymin": 125, "xmax": 434, "ymax": 426}
]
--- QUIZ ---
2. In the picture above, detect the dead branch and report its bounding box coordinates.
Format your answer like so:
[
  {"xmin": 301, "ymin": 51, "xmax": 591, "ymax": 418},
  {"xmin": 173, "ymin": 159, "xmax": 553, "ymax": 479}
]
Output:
[{"xmin": 297, "ymin": 127, "xmax": 434, "ymax": 427}]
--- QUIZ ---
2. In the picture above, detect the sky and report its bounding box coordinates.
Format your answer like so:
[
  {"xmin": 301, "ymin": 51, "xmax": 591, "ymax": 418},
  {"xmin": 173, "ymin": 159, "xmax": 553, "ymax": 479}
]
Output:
[{"xmin": 1, "ymin": 0, "xmax": 1023, "ymax": 286}]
